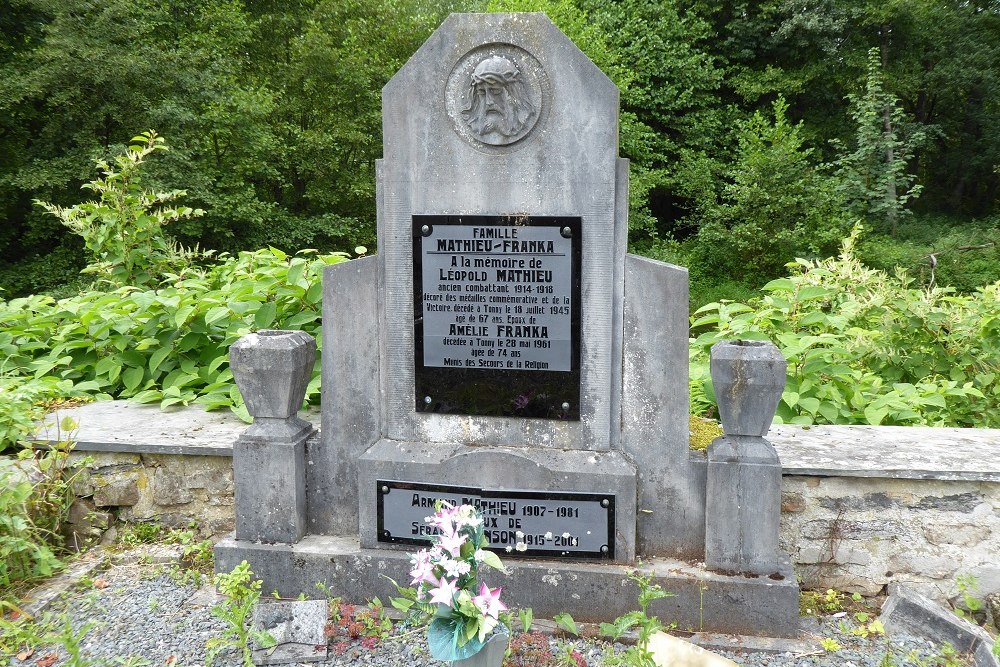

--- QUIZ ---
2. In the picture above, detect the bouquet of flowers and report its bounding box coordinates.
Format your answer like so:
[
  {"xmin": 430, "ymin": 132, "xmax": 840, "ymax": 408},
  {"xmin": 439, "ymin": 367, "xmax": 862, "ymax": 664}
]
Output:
[{"xmin": 393, "ymin": 503, "xmax": 509, "ymax": 662}]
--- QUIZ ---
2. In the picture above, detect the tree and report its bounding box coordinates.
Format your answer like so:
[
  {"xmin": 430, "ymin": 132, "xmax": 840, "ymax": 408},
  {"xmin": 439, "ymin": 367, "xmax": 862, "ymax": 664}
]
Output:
[
  {"xmin": 694, "ymin": 98, "xmax": 848, "ymax": 281},
  {"xmin": 833, "ymin": 48, "xmax": 927, "ymax": 234}
]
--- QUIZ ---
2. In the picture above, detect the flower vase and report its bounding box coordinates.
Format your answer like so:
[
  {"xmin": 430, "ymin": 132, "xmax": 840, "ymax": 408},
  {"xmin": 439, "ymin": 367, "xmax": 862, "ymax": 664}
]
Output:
[{"xmin": 450, "ymin": 631, "xmax": 509, "ymax": 667}]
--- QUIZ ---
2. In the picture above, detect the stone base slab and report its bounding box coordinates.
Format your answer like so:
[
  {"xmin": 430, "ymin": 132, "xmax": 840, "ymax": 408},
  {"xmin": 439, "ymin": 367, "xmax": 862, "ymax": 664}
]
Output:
[
  {"xmin": 215, "ymin": 535, "xmax": 800, "ymax": 638},
  {"xmin": 358, "ymin": 439, "xmax": 638, "ymax": 561}
]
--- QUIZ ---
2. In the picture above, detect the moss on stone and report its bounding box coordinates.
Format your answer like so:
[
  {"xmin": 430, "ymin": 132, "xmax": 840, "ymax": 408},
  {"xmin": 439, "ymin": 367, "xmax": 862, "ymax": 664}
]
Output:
[{"xmin": 689, "ymin": 415, "xmax": 722, "ymax": 451}]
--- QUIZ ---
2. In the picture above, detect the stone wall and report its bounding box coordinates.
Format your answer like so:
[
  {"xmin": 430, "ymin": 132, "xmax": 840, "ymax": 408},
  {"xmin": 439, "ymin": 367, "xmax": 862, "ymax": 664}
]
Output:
[
  {"xmin": 36, "ymin": 404, "xmax": 1000, "ymax": 604},
  {"xmin": 781, "ymin": 475, "xmax": 1000, "ymax": 604},
  {"xmin": 67, "ymin": 451, "xmax": 234, "ymax": 541}
]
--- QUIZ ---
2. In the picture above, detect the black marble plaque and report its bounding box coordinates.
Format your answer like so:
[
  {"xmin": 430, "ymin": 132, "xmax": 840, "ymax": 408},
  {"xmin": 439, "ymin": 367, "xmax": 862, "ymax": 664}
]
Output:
[
  {"xmin": 376, "ymin": 480, "xmax": 615, "ymax": 559},
  {"xmin": 413, "ymin": 215, "xmax": 581, "ymax": 419}
]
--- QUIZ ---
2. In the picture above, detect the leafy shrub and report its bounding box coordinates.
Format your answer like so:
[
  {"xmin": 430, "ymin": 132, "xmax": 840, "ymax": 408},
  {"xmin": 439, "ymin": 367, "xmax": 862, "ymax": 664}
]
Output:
[
  {"xmin": 0, "ymin": 247, "xmax": 351, "ymax": 451},
  {"xmin": 0, "ymin": 375, "xmax": 90, "ymax": 455},
  {"xmin": 857, "ymin": 216, "xmax": 1000, "ymax": 293},
  {"xmin": 690, "ymin": 227, "xmax": 1000, "ymax": 427},
  {"xmin": 0, "ymin": 420, "xmax": 82, "ymax": 595},
  {"xmin": 34, "ymin": 131, "xmax": 205, "ymax": 288}
]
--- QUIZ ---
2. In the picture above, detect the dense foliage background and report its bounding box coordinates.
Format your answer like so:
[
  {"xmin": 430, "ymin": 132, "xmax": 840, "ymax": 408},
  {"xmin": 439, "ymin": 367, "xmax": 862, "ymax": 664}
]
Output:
[
  {"xmin": 2, "ymin": 0, "xmax": 998, "ymax": 299},
  {"xmin": 1, "ymin": 0, "xmax": 999, "ymax": 450}
]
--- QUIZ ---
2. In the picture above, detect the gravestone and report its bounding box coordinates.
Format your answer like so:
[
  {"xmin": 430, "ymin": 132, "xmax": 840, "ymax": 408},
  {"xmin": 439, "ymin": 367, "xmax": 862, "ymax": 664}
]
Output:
[{"xmin": 217, "ymin": 12, "xmax": 799, "ymax": 637}]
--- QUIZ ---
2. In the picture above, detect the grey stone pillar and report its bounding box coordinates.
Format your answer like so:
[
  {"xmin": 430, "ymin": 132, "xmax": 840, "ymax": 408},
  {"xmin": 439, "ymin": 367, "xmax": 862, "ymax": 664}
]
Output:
[
  {"xmin": 229, "ymin": 330, "xmax": 316, "ymax": 544},
  {"xmin": 704, "ymin": 340, "xmax": 786, "ymax": 576}
]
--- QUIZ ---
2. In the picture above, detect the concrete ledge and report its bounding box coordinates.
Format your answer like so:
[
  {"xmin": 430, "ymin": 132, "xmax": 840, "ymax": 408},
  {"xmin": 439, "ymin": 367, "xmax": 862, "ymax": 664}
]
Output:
[
  {"xmin": 770, "ymin": 424, "xmax": 1000, "ymax": 482},
  {"xmin": 33, "ymin": 401, "xmax": 319, "ymax": 457},
  {"xmin": 35, "ymin": 403, "xmax": 1000, "ymax": 483},
  {"xmin": 215, "ymin": 534, "xmax": 801, "ymax": 638}
]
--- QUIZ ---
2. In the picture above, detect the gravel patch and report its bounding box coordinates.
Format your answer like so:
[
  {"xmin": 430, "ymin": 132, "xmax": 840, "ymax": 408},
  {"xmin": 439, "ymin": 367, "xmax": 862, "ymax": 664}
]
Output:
[{"xmin": 4, "ymin": 560, "xmax": 982, "ymax": 667}]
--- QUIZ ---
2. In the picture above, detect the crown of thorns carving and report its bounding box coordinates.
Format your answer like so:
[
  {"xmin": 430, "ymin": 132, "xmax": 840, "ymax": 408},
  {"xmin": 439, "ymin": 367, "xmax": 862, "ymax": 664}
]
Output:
[{"xmin": 470, "ymin": 56, "xmax": 520, "ymax": 84}]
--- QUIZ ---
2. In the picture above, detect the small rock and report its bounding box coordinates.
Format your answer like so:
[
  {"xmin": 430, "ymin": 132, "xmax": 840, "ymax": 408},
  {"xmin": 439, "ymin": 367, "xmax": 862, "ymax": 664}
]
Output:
[{"xmin": 648, "ymin": 632, "xmax": 739, "ymax": 667}]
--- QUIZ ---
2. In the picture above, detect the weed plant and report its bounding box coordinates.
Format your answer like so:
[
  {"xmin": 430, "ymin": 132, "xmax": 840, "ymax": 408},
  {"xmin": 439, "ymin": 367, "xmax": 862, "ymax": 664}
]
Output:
[
  {"xmin": 206, "ymin": 561, "xmax": 275, "ymax": 667},
  {"xmin": 0, "ymin": 419, "xmax": 86, "ymax": 597}
]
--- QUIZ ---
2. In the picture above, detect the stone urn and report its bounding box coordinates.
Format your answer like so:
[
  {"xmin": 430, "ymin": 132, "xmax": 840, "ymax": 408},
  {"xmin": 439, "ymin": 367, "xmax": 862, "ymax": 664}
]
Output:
[
  {"xmin": 229, "ymin": 329, "xmax": 316, "ymax": 421},
  {"xmin": 710, "ymin": 339, "xmax": 787, "ymax": 437}
]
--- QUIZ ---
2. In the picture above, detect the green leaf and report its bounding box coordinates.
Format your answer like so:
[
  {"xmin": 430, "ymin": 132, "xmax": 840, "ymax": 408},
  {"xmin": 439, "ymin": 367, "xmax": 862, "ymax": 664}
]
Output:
[
  {"xmin": 478, "ymin": 550, "xmax": 504, "ymax": 571},
  {"xmin": 132, "ymin": 389, "xmax": 163, "ymax": 404},
  {"xmin": 863, "ymin": 405, "xmax": 888, "ymax": 426},
  {"xmin": 205, "ymin": 306, "xmax": 230, "ymax": 326},
  {"xmin": 286, "ymin": 261, "xmax": 306, "ymax": 287},
  {"xmin": 762, "ymin": 278, "xmax": 795, "ymax": 292},
  {"xmin": 798, "ymin": 397, "xmax": 821, "ymax": 414},
  {"xmin": 305, "ymin": 282, "xmax": 323, "ymax": 304},
  {"xmin": 121, "ymin": 366, "xmax": 144, "ymax": 391},
  {"xmin": 174, "ymin": 305, "xmax": 196, "ymax": 327},
  {"xmin": 254, "ymin": 301, "xmax": 277, "ymax": 329},
  {"xmin": 797, "ymin": 286, "xmax": 830, "ymax": 301},
  {"xmin": 553, "ymin": 612, "xmax": 578, "ymax": 636},
  {"xmin": 149, "ymin": 346, "xmax": 172, "ymax": 373}
]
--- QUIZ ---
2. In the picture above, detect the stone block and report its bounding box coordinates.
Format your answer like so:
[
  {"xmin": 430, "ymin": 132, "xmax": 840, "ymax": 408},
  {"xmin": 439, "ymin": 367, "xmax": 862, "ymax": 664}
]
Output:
[
  {"xmin": 705, "ymin": 436, "xmax": 782, "ymax": 576},
  {"xmin": 801, "ymin": 518, "xmax": 906, "ymax": 540},
  {"xmin": 621, "ymin": 254, "xmax": 703, "ymax": 558},
  {"xmin": 313, "ymin": 257, "xmax": 380, "ymax": 537},
  {"xmin": 780, "ymin": 492, "xmax": 806, "ymax": 513},
  {"xmin": 832, "ymin": 545, "xmax": 871, "ymax": 566},
  {"xmin": 252, "ymin": 599, "xmax": 328, "ymax": 645},
  {"xmin": 93, "ymin": 476, "xmax": 140, "ymax": 507},
  {"xmin": 880, "ymin": 584, "xmax": 1000, "ymax": 666},
  {"xmin": 648, "ymin": 632, "xmax": 738, "ymax": 667},
  {"xmin": 357, "ymin": 439, "xmax": 638, "ymax": 562},
  {"xmin": 252, "ymin": 644, "xmax": 328, "ymax": 666},
  {"xmin": 234, "ymin": 434, "xmax": 307, "ymax": 544},
  {"xmin": 150, "ymin": 467, "xmax": 192, "ymax": 506},
  {"xmin": 922, "ymin": 520, "xmax": 989, "ymax": 547},
  {"xmin": 61, "ymin": 498, "xmax": 111, "ymax": 550},
  {"xmin": 797, "ymin": 546, "xmax": 826, "ymax": 565}
]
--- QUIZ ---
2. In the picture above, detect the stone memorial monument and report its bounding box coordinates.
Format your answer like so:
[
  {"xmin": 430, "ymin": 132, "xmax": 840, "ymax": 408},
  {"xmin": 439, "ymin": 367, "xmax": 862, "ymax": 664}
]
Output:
[{"xmin": 217, "ymin": 13, "xmax": 800, "ymax": 637}]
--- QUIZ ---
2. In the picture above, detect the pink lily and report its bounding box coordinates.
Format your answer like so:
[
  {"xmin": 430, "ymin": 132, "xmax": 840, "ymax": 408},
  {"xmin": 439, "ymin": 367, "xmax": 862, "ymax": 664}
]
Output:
[
  {"xmin": 438, "ymin": 529, "xmax": 467, "ymax": 557},
  {"xmin": 472, "ymin": 582, "xmax": 506, "ymax": 619},
  {"xmin": 409, "ymin": 556, "xmax": 436, "ymax": 586}
]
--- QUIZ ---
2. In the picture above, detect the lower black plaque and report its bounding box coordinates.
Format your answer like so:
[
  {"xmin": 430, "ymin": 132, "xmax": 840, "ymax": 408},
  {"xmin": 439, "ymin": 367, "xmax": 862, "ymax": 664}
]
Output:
[
  {"xmin": 376, "ymin": 480, "xmax": 614, "ymax": 559},
  {"xmin": 413, "ymin": 215, "xmax": 582, "ymax": 419}
]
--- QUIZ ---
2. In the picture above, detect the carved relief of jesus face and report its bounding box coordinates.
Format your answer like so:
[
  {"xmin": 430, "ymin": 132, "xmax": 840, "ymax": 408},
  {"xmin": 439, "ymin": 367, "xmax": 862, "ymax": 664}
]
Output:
[{"xmin": 462, "ymin": 55, "xmax": 536, "ymax": 141}]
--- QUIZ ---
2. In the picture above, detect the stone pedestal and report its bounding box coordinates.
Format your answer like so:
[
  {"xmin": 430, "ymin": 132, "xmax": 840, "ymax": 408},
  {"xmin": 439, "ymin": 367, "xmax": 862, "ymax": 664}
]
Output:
[
  {"xmin": 230, "ymin": 330, "xmax": 315, "ymax": 544},
  {"xmin": 704, "ymin": 340, "xmax": 787, "ymax": 576},
  {"xmin": 705, "ymin": 436, "xmax": 782, "ymax": 575}
]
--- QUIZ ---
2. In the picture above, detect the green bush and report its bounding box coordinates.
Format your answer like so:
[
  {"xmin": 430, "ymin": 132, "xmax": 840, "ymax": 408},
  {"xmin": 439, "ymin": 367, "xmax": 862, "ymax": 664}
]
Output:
[
  {"xmin": 690, "ymin": 227, "xmax": 1000, "ymax": 427},
  {"xmin": 691, "ymin": 98, "xmax": 849, "ymax": 283},
  {"xmin": 0, "ymin": 247, "xmax": 352, "ymax": 452},
  {"xmin": 0, "ymin": 421, "xmax": 82, "ymax": 596}
]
